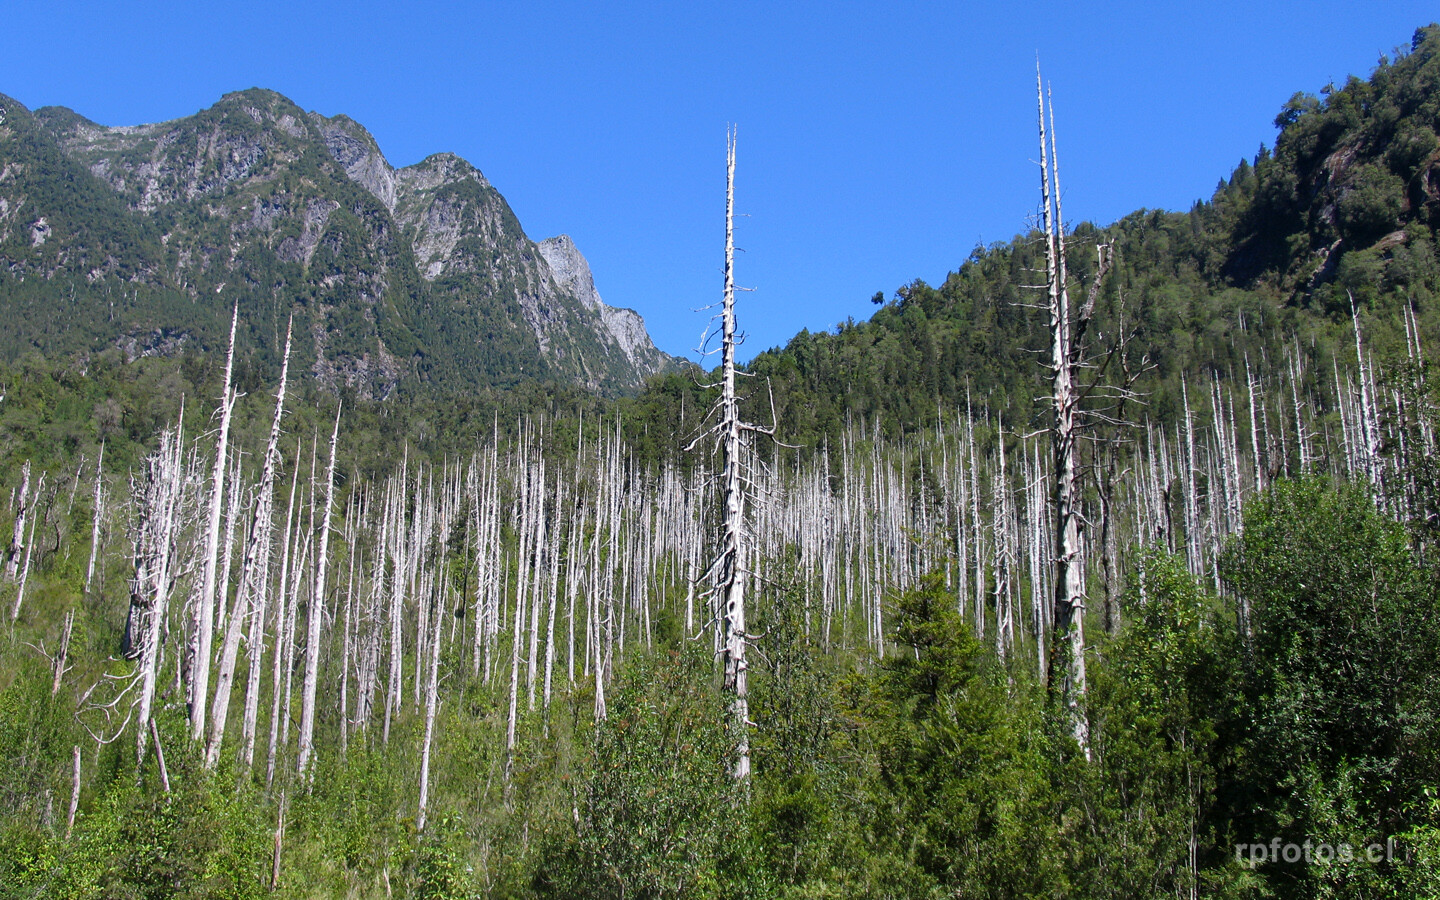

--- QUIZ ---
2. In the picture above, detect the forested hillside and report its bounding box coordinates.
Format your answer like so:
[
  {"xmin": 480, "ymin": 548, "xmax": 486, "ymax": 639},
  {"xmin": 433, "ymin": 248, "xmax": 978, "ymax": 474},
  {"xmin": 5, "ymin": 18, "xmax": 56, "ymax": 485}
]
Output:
[
  {"xmin": 1, "ymin": 24, "xmax": 1440, "ymax": 900},
  {"xmin": 719, "ymin": 23, "xmax": 1440, "ymax": 448}
]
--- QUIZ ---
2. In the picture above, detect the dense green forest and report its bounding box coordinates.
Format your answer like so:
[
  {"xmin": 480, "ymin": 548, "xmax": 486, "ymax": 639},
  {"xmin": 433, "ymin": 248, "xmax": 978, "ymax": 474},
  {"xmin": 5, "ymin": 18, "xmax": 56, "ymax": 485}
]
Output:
[{"xmin": 2, "ymin": 24, "xmax": 1440, "ymax": 900}]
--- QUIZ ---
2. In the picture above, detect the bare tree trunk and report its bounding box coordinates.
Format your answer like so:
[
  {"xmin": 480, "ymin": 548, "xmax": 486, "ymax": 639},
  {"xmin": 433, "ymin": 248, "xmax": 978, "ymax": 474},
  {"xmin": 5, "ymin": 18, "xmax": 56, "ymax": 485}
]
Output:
[
  {"xmin": 992, "ymin": 422, "xmax": 1013, "ymax": 662},
  {"xmin": 589, "ymin": 451, "xmax": 607, "ymax": 718},
  {"xmin": 1097, "ymin": 465, "xmax": 1120, "ymax": 636},
  {"xmin": 412, "ymin": 469, "xmax": 430, "ymax": 714},
  {"xmin": 719, "ymin": 129, "xmax": 751, "ymax": 782},
  {"xmin": 968, "ymin": 412, "xmax": 985, "ymax": 642},
  {"xmin": 417, "ymin": 573, "xmax": 444, "ymax": 831},
  {"xmin": 298, "ymin": 406, "xmax": 341, "ymax": 779},
  {"xmin": 526, "ymin": 460, "xmax": 545, "ymax": 711},
  {"xmin": 10, "ymin": 472, "xmax": 44, "ymax": 622},
  {"xmin": 52, "ymin": 609, "xmax": 74, "ymax": 696},
  {"xmin": 271, "ymin": 791, "xmax": 287, "ymax": 890},
  {"xmin": 190, "ymin": 305, "xmax": 240, "ymax": 740},
  {"xmin": 86, "ymin": 445, "xmax": 105, "ymax": 594},
  {"xmin": 382, "ymin": 480, "xmax": 399, "ymax": 744},
  {"xmin": 1352, "ymin": 296, "xmax": 1382, "ymax": 491},
  {"xmin": 1037, "ymin": 76, "xmax": 1105, "ymax": 760},
  {"xmin": 1029, "ymin": 440, "xmax": 1048, "ymax": 682},
  {"xmin": 6, "ymin": 460, "xmax": 31, "ymax": 583},
  {"xmin": 265, "ymin": 445, "xmax": 303, "ymax": 788},
  {"xmin": 504, "ymin": 554, "xmax": 525, "ymax": 785},
  {"xmin": 239, "ymin": 600, "xmax": 266, "ymax": 771},
  {"xmin": 340, "ymin": 497, "xmax": 356, "ymax": 759},
  {"xmin": 206, "ymin": 322, "xmax": 291, "ymax": 769},
  {"xmin": 470, "ymin": 457, "xmax": 486, "ymax": 681},
  {"xmin": 66, "ymin": 745, "xmax": 80, "ymax": 839},
  {"xmin": 566, "ymin": 500, "xmax": 583, "ymax": 690},
  {"xmin": 215, "ymin": 452, "xmax": 241, "ymax": 641},
  {"xmin": 544, "ymin": 482, "xmax": 562, "ymax": 715},
  {"xmin": 136, "ymin": 423, "xmax": 184, "ymax": 769},
  {"xmin": 150, "ymin": 718, "xmax": 171, "ymax": 793}
]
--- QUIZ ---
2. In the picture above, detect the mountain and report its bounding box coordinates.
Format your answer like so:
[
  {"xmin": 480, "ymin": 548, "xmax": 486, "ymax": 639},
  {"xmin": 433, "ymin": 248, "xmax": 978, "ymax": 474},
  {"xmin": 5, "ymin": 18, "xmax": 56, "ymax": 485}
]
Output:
[
  {"xmin": 0, "ymin": 87, "xmax": 678, "ymax": 398},
  {"xmin": 1210, "ymin": 27, "xmax": 1440, "ymax": 298}
]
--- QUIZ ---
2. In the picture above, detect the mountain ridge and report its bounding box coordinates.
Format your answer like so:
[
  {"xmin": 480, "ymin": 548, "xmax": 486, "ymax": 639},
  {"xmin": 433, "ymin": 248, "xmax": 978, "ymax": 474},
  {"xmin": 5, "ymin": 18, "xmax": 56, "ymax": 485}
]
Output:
[{"xmin": 0, "ymin": 86, "xmax": 679, "ymax": 398}]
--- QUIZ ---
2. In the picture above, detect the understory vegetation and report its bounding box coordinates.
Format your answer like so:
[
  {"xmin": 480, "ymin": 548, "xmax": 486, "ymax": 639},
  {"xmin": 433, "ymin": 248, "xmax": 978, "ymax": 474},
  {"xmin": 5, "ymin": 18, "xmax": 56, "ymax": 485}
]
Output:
[{"xmin": 3, "ymin": 478, "xmax": 1440, "ymax": 899}]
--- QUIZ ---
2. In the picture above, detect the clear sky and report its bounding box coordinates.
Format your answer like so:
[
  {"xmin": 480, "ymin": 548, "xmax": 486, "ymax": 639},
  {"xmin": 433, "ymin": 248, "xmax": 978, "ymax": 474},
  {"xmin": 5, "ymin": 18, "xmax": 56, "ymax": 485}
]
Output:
[{"xmin": 2, "ymin": 3, "xmax": 1435, "ymax": 363}]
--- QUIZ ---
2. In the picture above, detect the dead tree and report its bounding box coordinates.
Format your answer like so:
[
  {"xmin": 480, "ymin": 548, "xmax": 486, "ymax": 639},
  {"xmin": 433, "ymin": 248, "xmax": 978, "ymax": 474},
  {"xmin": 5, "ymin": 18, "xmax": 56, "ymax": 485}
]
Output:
[
  {"xmin": 52, "ymin": 609, "xmax": 75, "ymax": 695},
  {"xmin": 297, "ymin": 405, "xmax": 341, "ymax": 779},
  {"xmin": 66, "ymin": 745, "xmax": 80, "ymax": 838},
  {"xmin": 133, "ymin": 423, "xmax": 187, "ymax": 767},
  {"xmin": 417, "ymin": 571, "xmax": 445, "ymax": 831},
  {"xmin": 264, "ymin": 444, "xmax": 304, "ymax": 787},
  {"xmin": 205, "ymin": 319, "xmax": 292, "ymax": 769},
  {"xmin": 86, "ymin": 444, "xmax": 105, "ymax": 594},
  {"xmin": 6, "ymin": 459, "xmax": 32, "ymax": 583},
  {"xmin": 190, "ymin": 305, "xmax": 240, "ymax": 740},
  {"xmin": 685, "ymin": 128, "xmax": 779, "ymax": 783},
  {"xmin": 1035, "ymin": 74, "xmax": 1114, "ymax": 760},
  {"xmin": 9, "ymin": 471, "xmax": 44, "ymax": 622}
]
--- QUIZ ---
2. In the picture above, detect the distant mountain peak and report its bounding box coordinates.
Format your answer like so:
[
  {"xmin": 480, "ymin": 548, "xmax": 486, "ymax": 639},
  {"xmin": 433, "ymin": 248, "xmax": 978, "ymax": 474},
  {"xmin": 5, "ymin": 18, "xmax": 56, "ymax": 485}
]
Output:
[
  {"xmin": 537, "ymin": 234, "xmax": 675, "ymax": 381},
  {"xmin": 0, "ymin": 87, "xmax": 678, "ymax": 396}
]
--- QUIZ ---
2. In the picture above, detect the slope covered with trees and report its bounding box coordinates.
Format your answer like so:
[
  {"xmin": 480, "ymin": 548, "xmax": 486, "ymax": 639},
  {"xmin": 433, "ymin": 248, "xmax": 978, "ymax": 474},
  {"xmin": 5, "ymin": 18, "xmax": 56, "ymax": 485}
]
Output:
[{"xmin": 729, "ymin": 25, "xmax": 1440, "ymax": 451}]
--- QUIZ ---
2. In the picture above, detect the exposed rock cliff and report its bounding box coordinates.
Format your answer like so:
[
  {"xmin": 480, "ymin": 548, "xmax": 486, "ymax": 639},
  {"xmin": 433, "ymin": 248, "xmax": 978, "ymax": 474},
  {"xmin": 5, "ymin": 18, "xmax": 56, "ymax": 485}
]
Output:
[{"xmin": 537, "ymin": 234, "xmax": 672, "ymax": 381}]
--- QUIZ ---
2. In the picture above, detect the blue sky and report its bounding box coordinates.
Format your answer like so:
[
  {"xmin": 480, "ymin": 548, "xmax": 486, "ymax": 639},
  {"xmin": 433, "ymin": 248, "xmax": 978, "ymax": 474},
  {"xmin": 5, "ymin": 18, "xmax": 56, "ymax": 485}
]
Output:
[{"xmin": 3, "ymin": 3, "xmax": 1435, "ymax": 363}]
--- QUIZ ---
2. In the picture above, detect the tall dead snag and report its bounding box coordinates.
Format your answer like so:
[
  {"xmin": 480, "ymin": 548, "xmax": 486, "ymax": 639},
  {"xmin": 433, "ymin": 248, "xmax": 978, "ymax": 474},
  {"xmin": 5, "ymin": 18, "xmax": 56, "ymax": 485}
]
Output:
[
  {"xmin": 718, "ymin": 127, "xmax": 751, "ymax": 783},
  {"xmin": 132, "ymin": 421, "xmax": 186, "ymax": 768},
  {"xmin": 687, "ymin": 128, "xmax": 776, "ymax": 783},
  {"xmin": 66, "ymin": 744, "xmax": 80, "ymax": 838},
  {"xmin": 264, "ymin": 444, "xmax": 303, "ymax": 787},
  {"xmin": 86, "ymin": 444, "xmax": 105, "ymax": 594},
  {"xmin": 190, "ymin": 305, "xmax": 239, "ymax": 740},
  {"xmin": 297, "ymin": 404, "xmax": 341, "ymax": 779},
  {"xmin": 205, "ymin": 319, "xmax": 292, "ymax": 769},
  {"xmin": 52, "ymin": 609, "xmax": 75, "ymax": 695},
  {"xmin": 1351, "ymin": 294, "xmax": 1382, "ymax": 493},
  {"xmin": 1036, "ymin": 73, "xmax": 1113, "ymax": 760},
  {"xmin": 417, "ymin": 572, "xmax": 445, "ymax": 831},
  {"xmin": 9, "ymin": 471, "xmax": 43, "ymax": 622},
  {"xmin": 5, "ymin": 460, "xmax": 32, "ymax": 584}
]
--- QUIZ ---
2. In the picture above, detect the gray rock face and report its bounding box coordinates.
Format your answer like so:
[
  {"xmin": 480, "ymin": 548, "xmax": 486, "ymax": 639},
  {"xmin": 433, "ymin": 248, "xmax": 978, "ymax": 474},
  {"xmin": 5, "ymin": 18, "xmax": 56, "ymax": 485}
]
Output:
[
  {"xmin": 537, "ymin": 234, "xmax": 673, "ymax": 380},
  {"xmin": 311, "ymin": 113, "xmax": 397, "ymax": 211},
  {"xmin": 305, "ymin": 114, "xmax": 678, "ymax": 390},
  {"xmin": 538, "ymin": 234, "xmax": 601, "ymax": 310},
  {"xmin": 393, "ymin": 154, "xmax": 496, "ymax": 280}
]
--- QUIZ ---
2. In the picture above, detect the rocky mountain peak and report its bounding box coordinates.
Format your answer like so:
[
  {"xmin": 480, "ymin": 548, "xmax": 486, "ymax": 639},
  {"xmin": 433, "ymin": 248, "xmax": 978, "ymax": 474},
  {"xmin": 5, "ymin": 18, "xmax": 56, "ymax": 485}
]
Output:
[
  {"xmin": 537, "ymin": 234, "xmax": 675, "ymax": 381},
  {"xmin": 310, "ymin": 112, "xmax": 397, "ymax": 210},
  {"xmin": 0, "ymin": 86, "xmax": 678, "ymax": 396},
  {"xmin": 537, "ymin": 234, "xmax": 601, "ymax": 311}
]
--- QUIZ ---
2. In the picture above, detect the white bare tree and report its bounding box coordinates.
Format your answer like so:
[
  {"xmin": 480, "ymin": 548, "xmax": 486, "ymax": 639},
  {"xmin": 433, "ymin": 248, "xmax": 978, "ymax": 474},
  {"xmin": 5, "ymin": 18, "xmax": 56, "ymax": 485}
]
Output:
[
  {"xmin": 685, "ymin": 128, "xmax": 781, "ymax": 783},
  {"xmin": 205, "ymin": 318, "xmax": 292, "ymax": 769},
  {"xmin": 1035, "ymin": 73, "xmax": 1113, "ymax": 760},
  {"xmin": 189, "ymin": 305, "xmax": 240, "ymax": 740},
  {"xmin": 297, "ymin": 405, "xmax": 341, "ymax": 779}
]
